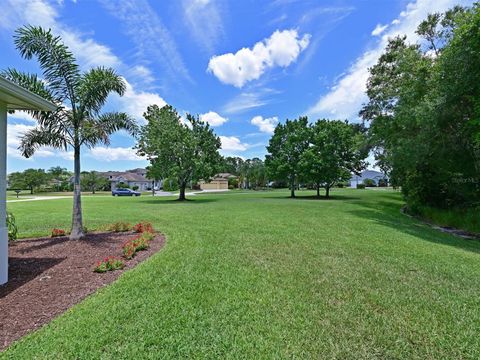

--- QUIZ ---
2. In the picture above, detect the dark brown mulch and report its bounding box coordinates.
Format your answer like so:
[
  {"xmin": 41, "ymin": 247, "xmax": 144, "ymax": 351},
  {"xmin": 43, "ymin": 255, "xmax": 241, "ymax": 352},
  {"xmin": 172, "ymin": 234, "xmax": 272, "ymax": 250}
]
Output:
[{"xmin": 0, "ymin": 231, "xmax": 165, "ymax": 350}]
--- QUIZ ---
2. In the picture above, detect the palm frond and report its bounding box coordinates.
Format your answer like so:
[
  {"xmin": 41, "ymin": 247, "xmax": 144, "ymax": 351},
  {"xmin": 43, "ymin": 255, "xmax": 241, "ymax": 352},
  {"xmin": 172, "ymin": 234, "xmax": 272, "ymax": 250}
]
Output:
[
  {"xmin": 14, "ymin": 26, "xmax": 80, "ymax": 104},
  {"xmin": 20, "ymin": 127, "xmax": 69, "ymax": 158},
  {"xmin": 99, "ymin": 111, "xmax": 138, "ymax": 135},
  {"xmin": 81, "ymin": 112, "xmax": 137, "ymax": 147},
  {"xmin": 0, "ymin": 68, "xmax": 68, "ymax": 126},
  {"xmin": 78, "ymin": 67, "xmax": 126, "ymax": 116}
]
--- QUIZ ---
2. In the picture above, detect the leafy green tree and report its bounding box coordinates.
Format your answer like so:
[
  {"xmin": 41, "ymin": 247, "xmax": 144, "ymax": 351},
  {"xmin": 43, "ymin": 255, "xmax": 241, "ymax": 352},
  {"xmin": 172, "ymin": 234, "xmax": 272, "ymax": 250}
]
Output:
[
  {"xmin": 220, "ymin": 156, "xmax": 244, "ymax": 175},
  {"xmin": 8, "ymin": 168, "xmax": 48, "ymax": 194},
  {"xmin": 246, "ymin": 158, "xmax": 267, "ymax": 189},
  {"xmin": 265, "ymin": 117, "xmax": 310, "ymax": 197},
  {"xmin": 2, "ymin": 26, "xmax": 136, "ymax": 239},
  {"xmin": 48, "ymin": 166, "xmax": 72, "ymax": 191},
  {"xmin": 300, "ymin": 120, "xmax": 366, "ymax": 198},
  {"xmin": 136, "ymin": 105, "xmax": 222, "ymax": 201},
  {"xmin": 361, "ymin": 4, "xmax": 480, "ymax": 210},
  {"xmin": 81, "ymin": 171, "xmax": 109, "ymax": 194}
]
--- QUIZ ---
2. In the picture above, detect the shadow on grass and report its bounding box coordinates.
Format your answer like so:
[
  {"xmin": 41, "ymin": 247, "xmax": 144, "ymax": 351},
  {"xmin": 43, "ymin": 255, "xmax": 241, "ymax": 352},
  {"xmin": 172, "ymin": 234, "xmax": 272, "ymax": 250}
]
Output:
[
  {"xmin": 0, "ymin": 257, "xmax": 65, "ymax": 298},
  {"xmin": 140, "ymin": 197, "xmax": 219, "ymax": 205},
  {"xmin": 349, "ymin": 198, "xmax": 480, "ymax": 255},
  {"xmin": 268, "ymin": 194, "xmax": 361, "ymax": 201},
  {"xmin": 297, "ymin": 194, "xmax": 361, "ymax": 201}
]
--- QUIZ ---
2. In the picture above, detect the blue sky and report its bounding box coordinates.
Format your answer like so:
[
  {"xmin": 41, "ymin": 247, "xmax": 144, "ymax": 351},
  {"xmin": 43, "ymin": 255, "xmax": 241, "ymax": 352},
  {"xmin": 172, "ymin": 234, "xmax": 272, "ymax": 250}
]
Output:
[{"xmin": 1, "ymin": 0, "xmax": 472, "ymax": 173}]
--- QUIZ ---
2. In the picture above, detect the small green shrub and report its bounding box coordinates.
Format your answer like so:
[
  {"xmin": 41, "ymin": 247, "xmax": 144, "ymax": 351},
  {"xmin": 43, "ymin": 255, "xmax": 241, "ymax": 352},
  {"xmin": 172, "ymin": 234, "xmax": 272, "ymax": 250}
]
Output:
[
  {"xmin": 7, "ymin": 212, "xmax": 18, "ymax": 241},
  {"xmin": 162, "ymin": 178, "xmax": 179, "ymax": 192},
  {"xmin": 108, "ymin": 222, "xmax": 131, "ymax": 232},
  {"xmin": 356, "ymin": 184, "xmax": 366, "ymax": 189},
  {"xmin": 228, "ymin": 178, "xmax": 239, "ymax": 188},
  {"xmin": 363, "ymin": 178, "xmax": 376, "ymax": 187},
  {"xmin": 132, "ymin": 185, "xmax": 139, "ymax": 191},
  {"xmin": 116, "ymin": 182, "xmax": 128, "ymax": 189},
  {"xmin": 378, "ymin": 178, "xmax": 388, "ymax": 187}
]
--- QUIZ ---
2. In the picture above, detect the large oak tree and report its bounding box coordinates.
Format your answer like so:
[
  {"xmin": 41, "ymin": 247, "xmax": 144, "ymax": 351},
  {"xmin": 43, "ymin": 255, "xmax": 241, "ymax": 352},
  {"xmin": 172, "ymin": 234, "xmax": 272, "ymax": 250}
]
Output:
[{"xmin": 136, "ymin": 105, "xmax": 222, "ymax": 200}]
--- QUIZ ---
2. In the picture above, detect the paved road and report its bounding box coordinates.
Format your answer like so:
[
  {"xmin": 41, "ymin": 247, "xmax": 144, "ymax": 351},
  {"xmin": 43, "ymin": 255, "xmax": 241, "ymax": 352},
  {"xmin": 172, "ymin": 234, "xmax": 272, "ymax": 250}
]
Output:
[{"xmin": 7, "ymin": 196, "xmax": 73, "ymax": 203}]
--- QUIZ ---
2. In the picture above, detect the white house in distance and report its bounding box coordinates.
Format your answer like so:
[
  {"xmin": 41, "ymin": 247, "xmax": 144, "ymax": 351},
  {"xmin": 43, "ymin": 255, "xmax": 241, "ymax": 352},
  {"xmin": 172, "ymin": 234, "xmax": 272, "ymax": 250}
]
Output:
[
  {"xmin": 100, "ymin": 168, "xmax": 159, "ymax": 191},
  {"xmin": 350, "ymin": 169, "xmax": 388, "ymax": 188},
  {"xmin": 0, "ymin": 76, "xmax": 56, "ymax": 285}
]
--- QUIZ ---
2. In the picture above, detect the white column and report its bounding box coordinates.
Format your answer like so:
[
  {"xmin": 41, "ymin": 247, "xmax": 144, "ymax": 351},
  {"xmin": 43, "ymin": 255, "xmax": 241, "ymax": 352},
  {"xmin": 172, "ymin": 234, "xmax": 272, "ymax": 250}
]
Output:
[{"xmin": 0, "ymin": 102, "xmax": 7, "ymax": 285}]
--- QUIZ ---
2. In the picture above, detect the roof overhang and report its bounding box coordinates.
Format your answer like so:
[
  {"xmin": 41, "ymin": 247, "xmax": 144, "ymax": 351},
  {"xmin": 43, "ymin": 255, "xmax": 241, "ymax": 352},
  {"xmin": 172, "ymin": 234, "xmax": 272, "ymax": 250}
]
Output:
[{"xmin": 0, "ymin": 76, "xmax": 57, "ymax": 111}]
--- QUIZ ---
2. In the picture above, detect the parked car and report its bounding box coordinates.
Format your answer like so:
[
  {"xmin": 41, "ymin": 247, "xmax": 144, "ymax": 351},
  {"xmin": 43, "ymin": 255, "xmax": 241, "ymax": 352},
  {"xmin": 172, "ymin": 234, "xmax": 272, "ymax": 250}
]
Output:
[{"xmin": 112, "ymin": 188, "xmax": 141, "ymax": 197}]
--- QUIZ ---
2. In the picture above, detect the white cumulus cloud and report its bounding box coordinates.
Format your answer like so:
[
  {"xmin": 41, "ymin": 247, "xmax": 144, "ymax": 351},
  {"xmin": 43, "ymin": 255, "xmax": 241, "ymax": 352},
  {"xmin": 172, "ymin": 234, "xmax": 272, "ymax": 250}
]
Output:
[
  {"xmin": 199, "ymin": 111, "xmax": 228, "ymax": 126},
  {"xmin": 219, "ymin": 136, "xmax": 249, "ymax": 151},
  {"xmin": 251, "ymin": 116, "xmax": 279, "ymax": 134},
  {"xmin": 112, "ymin": 79, "xmax": 167, "ymax": 122},
  {"xmin": 88, "ymin": 147, "xmax": 145, "ymax": 162},
  {"xmin": 208, "ymin": 29, "xmax": 311, "ymax": 87},
  {"xmin": 7, "ymin": 123, "xmax": 74, "ymax": 160}
]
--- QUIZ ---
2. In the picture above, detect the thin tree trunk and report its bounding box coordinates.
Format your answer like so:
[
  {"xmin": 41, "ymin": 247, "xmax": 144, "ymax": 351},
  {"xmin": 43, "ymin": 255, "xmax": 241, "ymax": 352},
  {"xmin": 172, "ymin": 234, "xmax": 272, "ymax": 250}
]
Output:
[
  {"xmin": 316, "ymin": 184, "xmax": 320, "ymax": 197},
  {"xmin": 290, "ymin": 175, "xmax": 295, "ymax": 198},
  {"xmin": 70, "ymin": 145, "xmax": 84, "ymax": 240},
  {"xmin": 30, "ymin": 186, "xmax": 33, "ymax": 195},
  {"xmin": 325, "ymin": 185, "xmax": 330, "ymax": 199},
  {"xmin": 178, "ymin": 182, "xmax": 186, "ymax": 201}
]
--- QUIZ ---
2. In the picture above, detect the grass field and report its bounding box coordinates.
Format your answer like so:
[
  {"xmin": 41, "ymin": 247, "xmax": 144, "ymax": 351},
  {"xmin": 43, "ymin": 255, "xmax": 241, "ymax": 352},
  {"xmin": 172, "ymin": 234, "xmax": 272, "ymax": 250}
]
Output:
[{"xmin": 3, "ymin": 189, "xmax": 480, "ymax": 358}]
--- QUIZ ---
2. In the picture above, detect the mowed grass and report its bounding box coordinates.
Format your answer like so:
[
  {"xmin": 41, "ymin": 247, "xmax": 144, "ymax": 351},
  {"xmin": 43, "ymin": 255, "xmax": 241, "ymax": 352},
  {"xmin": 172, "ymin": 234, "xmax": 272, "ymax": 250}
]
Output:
[{"xmin": 3, "ymin": 189, "xmax": 480, "ymax": 359}]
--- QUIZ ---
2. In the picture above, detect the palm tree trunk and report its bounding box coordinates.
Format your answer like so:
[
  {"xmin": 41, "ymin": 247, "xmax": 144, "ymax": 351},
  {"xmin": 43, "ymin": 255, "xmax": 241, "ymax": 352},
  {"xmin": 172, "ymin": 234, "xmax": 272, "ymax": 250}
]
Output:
[{"xmin": 70, "ymin": 145, "xmax": 84, "ymax": 240}]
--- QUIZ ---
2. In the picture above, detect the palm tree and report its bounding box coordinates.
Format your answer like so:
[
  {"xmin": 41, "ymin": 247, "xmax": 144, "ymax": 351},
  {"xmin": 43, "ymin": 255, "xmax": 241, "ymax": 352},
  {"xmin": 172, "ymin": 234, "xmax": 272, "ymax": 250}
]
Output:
[{"xmin": 2, "ymin": 26, "xmax": 137, "ymax": 239}]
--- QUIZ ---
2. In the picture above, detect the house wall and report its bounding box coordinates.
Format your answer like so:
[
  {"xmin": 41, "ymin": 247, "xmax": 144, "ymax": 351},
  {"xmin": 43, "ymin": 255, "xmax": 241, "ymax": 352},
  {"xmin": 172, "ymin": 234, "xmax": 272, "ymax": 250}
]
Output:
[
  {"xmin": 111, "ymin": 181, "xmax": 152, "ymax": 191},
  {"xmin": 200, "ymin": 180, "xmax": 228, "ymax": 190}
]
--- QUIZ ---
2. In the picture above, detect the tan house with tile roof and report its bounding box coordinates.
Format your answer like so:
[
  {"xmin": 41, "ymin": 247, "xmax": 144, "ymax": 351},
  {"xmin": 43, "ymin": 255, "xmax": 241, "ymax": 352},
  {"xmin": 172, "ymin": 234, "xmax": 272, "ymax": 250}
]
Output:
[{"xmin": 199, "ymin": 173, "xmax": 237, "ymax": 190}]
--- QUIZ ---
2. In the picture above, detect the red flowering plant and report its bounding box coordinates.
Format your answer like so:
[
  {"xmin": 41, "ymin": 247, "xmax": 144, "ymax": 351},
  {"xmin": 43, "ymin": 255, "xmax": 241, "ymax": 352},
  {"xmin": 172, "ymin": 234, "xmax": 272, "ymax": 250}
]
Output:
[
  {"xmin": 133, "ymin": 222, "xmax": 154, "ymax": 234},
  {"xmin": 93, "ymin": 256, "xmax": 125, "ymax": 273},
  {"xmin": 122, "ymin": 232, "xmax": 154, "ymax": 259},
  {"xmin": 51, "ymin": 228, "xmax": 66, "ymax": 237}
]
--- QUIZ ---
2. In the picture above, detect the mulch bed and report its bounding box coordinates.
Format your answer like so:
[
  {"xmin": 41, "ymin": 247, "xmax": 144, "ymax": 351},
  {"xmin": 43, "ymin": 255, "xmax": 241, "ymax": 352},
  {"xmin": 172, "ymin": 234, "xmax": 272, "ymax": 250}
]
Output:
[{"xmin": 0, "ymin": 231, "xmax": 165, "ymax": 350}]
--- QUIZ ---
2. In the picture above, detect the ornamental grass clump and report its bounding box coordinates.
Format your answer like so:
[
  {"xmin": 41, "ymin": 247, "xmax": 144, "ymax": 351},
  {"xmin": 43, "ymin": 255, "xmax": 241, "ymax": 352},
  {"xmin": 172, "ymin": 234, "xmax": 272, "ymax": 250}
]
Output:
[
  {"xmin": 108, "ymin": 222, "xmax": 131, "ymax": 232},
  {"xmin": 93, "ymin": 256, "xmax": 125, "ymax": 273}
]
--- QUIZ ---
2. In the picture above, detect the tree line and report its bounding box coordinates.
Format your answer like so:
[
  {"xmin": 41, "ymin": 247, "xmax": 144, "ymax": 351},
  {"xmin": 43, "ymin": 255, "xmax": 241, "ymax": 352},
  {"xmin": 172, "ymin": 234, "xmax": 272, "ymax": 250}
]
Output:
[
  {"xmin": 361, "ymin": 4, "xmax": 480, "ymax": 212},
  {"xmin": 8, "ymin": 167, "xmax": 110, "ymax": 194}
]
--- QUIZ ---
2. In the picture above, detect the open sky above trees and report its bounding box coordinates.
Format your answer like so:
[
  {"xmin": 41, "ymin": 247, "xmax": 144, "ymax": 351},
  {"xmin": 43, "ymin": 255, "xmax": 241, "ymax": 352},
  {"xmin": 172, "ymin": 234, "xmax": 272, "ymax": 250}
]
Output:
[{"xmin": 1, "ymin": 0, "xmax": 474, "ymax": 173}]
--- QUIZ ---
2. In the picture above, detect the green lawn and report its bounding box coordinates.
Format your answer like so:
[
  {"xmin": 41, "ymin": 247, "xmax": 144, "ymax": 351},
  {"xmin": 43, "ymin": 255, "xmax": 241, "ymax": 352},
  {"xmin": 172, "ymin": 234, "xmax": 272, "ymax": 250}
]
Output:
[{"xmin": 3, "ymin": 189, "xmax": 480, "ymax": 358}]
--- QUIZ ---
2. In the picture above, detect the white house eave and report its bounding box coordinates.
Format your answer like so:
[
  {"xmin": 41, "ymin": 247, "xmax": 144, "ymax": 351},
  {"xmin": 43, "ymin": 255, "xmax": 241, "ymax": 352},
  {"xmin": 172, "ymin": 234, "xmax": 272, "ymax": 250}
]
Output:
[
  {"xmin": 0, "ymin": 76, "xmax": 56, "ymax": 111},
  {"xmin": 0, "ymin": 76, "xmax": 56, "ymax": 285}
]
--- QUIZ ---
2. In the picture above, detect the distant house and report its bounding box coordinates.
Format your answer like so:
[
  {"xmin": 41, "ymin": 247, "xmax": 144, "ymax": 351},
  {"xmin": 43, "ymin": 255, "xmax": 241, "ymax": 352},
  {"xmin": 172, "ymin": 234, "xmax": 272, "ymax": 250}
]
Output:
[
  {"xmin": 100, "ymin": 168, "xmax": 158, "ymax": 191},
  {"xmin": 349, "ymin": 170, "xmax": 388, "ymax": 188},
  {"xmin": 199, "ymin": 173, "xmax": 237, "ymax": 190}
]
